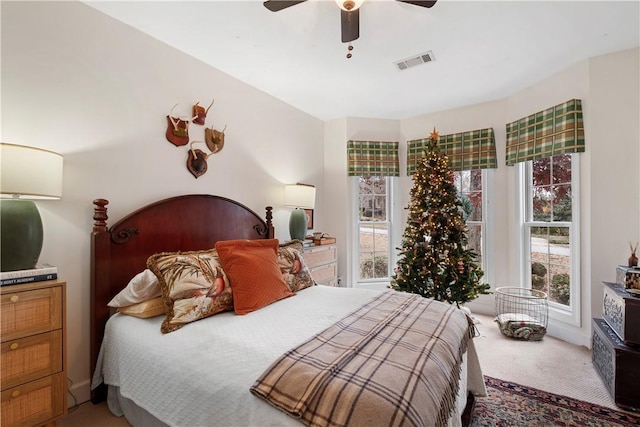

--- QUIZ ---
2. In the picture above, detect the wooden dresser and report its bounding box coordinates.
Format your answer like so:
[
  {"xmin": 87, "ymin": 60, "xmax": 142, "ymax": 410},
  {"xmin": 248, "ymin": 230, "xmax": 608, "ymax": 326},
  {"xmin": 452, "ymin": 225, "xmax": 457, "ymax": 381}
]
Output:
[
  {"xmin": 303, "ymin": 244, "xmax": 338, "ymax": 287},
  {"xmin": 1, "ymin": 280, "xmax": 67, "ymax": 427}
]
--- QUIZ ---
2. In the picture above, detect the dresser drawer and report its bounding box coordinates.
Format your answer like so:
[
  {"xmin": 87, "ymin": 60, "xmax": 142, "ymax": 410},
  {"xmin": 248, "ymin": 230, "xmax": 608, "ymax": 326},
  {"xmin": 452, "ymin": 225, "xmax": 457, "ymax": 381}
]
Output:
[
  {"xmin": 1, "ymin": 372, "xmax": 66, "ymax": 427},
  {"xmin": 303, "ymin": 245, "xmax": 337, "ymax": 268},
  {"xmin": 309, "ymin": 262, "xmax": 338, "ymax": 286},
  {"xmin": 1, "ymin": 330, "xmax": 63, "ymax": 390},
  {"xmin": 1, "ymin": 286, "xmax": 63, "ymax": 342}
]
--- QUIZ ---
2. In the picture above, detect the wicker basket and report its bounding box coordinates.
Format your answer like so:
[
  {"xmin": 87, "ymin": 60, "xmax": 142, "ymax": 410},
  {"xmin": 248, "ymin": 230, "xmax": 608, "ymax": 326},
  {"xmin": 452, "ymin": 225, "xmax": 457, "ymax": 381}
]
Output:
[{"xmin": 494, "ymin": 287, "xmax": 548, "ymax": 341}]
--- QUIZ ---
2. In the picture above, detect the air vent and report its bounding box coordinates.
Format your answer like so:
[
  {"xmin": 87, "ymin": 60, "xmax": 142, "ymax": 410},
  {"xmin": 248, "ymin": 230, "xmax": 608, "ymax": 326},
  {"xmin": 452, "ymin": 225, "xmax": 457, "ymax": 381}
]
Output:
[{"xmin": 394, "ymin": 50, "xmax": 435, "ymax": 71}]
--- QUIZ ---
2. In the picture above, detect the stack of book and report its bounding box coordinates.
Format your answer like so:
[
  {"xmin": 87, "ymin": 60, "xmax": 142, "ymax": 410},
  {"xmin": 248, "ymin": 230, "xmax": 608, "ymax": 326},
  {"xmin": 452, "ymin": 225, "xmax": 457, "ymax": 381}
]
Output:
[{"xmin": 0, "ymin": 264, "xmax": 58, "ymax": 286}]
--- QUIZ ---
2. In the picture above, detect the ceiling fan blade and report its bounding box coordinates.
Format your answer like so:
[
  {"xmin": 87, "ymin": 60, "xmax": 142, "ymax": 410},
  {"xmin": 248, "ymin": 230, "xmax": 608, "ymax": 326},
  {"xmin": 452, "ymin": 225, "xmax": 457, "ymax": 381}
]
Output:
[
  {"xmin": 341, "ymin": 9, "xmax": 360, "ymax": 43},
  {"xmin": 396, "ymin": 0, "xmax": 437, "ymax": 8},
  {"xmin": 263, "ymin": 1, "xmax": 307, "ymax": 12}
]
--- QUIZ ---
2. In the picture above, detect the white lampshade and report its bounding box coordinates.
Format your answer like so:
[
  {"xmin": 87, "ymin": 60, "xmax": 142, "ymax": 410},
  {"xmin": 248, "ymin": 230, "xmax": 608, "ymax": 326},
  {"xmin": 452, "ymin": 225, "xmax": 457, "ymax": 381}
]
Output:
[
  {"xmin": 1, "ymin": 143, "xmax": 63, "ymax": 199},
  {"xmin": 284, "ymin": 184, "xmax": 315, "ymax": 209}
]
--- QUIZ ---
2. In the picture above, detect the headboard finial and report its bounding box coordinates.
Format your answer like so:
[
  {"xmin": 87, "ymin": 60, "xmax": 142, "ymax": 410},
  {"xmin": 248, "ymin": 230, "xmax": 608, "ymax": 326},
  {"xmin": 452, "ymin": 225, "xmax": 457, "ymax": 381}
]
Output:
[
  {"xmin": 265, "ymin": 206, "xmax": 274, "ymax": 238},
  {"xmin": 93, "ymin": 199, "xmax": 109, "ymax": 232}
]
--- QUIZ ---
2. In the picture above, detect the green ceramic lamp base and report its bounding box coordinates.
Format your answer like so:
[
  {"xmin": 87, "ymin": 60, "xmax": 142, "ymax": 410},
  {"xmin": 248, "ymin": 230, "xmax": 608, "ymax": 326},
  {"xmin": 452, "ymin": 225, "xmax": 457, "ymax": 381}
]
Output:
[
  {"xmin": 0, "ymin": 199, "xmax": 44, "ymax": 271},
  {"xmin": 289, "ymin": 208, "xmax": 307, "ymax": 241}
]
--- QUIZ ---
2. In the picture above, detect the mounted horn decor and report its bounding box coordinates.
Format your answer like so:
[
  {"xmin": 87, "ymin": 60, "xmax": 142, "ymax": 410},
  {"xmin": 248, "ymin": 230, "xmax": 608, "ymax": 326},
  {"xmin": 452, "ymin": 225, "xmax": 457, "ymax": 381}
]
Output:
[
  {"xmin": 192, "ymin": 99, "xmax": 214, "ymax": 126},
  {"xmin": 164, "ymin": 98, "xmax": 226, "ymax": 178},
  {"xmin": 205, "ymin": 125, "xmax": 226, "ymax": 154},
  {"xmin": 165, "ymin": 104, "xmax": 197, "ymax": 147},
  {"xmin": 186, "ymin": 141, "xmax": 211, "ymax": 179}
]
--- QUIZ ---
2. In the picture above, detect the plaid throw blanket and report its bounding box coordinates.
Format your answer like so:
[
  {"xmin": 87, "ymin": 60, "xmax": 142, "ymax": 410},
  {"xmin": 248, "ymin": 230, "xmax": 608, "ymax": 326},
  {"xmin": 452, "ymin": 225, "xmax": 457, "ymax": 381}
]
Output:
[{"xmin": 251, "ymin": 291, "xmax": 474, "ymax": 427}]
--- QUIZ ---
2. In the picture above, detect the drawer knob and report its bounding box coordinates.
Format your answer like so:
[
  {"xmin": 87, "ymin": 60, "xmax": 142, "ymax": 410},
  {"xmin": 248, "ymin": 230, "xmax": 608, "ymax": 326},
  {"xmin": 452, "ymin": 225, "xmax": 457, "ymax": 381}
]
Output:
[
  {"xmin": 11, "ymin": 390, "xmax": 20, "ymax": 398},
  {"xmin": 10, "ymin": 295, "xmax": 19, "ymax": 303},
  {"xmin": 10, "ymin": 342, "xmax": 19, "ymax": 350}
]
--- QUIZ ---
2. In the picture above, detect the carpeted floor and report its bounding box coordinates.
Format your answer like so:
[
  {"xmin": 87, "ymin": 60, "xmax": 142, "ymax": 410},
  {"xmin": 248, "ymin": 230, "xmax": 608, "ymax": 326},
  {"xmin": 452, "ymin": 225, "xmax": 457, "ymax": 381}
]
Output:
[{"xmin": 472, "ymin": 376, "xmax": 640, "ymax": 427}]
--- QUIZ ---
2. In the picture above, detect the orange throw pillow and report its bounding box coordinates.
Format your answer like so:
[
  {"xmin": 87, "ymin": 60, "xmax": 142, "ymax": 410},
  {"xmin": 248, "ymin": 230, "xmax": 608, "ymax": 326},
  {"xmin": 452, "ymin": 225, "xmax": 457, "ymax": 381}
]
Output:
[{"xmin": 215, "ymin": 239, "xmax": 295, "ymax": 315}]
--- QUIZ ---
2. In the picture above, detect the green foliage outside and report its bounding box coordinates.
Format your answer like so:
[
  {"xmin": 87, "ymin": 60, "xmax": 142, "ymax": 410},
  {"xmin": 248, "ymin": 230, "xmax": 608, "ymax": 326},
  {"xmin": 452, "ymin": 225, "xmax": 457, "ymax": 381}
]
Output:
[
  {"xmin": 551, "ymin": 273, "xmax": 570, "ymax": 304},
  {"xmin": 531, "ymin": 262, "xmax": 547, "ymax": 291},
  {"xmin": 390, "ymin": 132, "xmax": 490, "ymax": 306},
  {"xmin": 360, "ymin": 256, "xmax": 389, "ymax": 279}
]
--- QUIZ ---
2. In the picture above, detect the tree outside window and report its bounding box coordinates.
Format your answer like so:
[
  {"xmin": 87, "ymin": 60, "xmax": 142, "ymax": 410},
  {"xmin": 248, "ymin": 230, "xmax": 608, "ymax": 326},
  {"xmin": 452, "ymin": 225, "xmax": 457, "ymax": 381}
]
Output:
[
  {"xmin": 454, "ymin": 170, "xmax": 483, "ymax": 267},
  {"xmin": 358, "ymin": 176, "xmax": 390, "ymax": 280},
  {"xmin": 527, "ymin": 154, "xmax": 573, "ymax": 307}
]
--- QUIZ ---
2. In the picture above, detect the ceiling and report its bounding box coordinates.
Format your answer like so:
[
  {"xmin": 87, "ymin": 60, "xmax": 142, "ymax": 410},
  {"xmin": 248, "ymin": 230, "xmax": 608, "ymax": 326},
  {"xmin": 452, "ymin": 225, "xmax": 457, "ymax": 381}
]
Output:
[{"xmin": 84, "ymin": 1, "xmax": 639, "ymax": 121}]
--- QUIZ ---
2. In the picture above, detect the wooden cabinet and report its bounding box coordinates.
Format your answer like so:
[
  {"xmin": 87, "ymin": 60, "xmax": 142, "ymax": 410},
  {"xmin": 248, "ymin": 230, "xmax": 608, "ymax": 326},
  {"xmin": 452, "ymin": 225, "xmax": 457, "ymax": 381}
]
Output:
[
  {"xmin": 602, "ymin": 281, "xmax": 640, "ymax": 346},
  {"xmin": 303, "ymin": 244, "xmax": 338, "ymax": 287},
  {"xmin": 592, "ymin": 318, "xmax": 640, "ymax": 410},
  {"xmin": 1, "ymin": 280, "xmax": 67, "ymax": 427},
  {"xmin": 593, "ymin": 281, "xmax": 640, "ymax": 410}
]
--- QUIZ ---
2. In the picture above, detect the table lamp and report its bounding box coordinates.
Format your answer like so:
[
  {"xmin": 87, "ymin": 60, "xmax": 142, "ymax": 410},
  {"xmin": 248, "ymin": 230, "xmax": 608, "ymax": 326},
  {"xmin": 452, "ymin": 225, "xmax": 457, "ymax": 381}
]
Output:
[
  {"xmin": 283, "ymin": 184, "xmax": 315, "ymax": 241},
  {"xmin": 1, "ymin": 143, "xmax": 63, "ymax": 271}
]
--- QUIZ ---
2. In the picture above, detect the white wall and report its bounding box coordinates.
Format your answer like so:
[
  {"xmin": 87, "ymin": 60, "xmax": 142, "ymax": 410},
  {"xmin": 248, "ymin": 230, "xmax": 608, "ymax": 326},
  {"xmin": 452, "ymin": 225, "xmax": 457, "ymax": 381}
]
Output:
[{"xmin": 1, "ymin": 1, "xmax": 324, "ymax": 403}]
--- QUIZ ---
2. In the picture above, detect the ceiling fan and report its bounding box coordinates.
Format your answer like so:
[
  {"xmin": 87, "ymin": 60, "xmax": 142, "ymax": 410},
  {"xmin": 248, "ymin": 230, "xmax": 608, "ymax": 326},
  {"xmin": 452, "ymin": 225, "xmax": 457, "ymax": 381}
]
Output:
[{"xmin": 263, "ymin": 1, "xmax": 437, "ymax": 45}]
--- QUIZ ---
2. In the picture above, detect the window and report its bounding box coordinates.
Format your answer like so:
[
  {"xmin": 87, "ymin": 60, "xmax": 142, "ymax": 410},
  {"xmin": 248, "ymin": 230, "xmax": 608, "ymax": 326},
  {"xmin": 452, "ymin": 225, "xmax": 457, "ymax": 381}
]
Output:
[
  {"xmin": 522, "ymin": 154, "xmax": 579, "ymax": 323},
  {"xmin": 356, "ymin": 176, "xmax": 392, "ymax": 284},
  {"xmin": 453, "ymin": 170, "xmax": 485, "ymax": 269}
]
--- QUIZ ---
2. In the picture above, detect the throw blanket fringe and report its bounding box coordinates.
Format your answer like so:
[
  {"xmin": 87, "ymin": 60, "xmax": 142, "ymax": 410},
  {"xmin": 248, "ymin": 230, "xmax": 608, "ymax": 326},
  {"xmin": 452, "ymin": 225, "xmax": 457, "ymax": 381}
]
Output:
[{"xmin": 251, "ymin": 291, "xmax": 474, "ymax": 427}]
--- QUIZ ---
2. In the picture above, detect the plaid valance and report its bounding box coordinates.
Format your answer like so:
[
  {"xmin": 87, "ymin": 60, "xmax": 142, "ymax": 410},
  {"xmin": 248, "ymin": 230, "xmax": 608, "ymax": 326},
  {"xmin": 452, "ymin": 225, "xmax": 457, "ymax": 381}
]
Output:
[
  {"xmin": 505, "ymin": 99, "xmax": 585, "ymax": 166},
  {"xmin": 347, "ymin": 140, "xmax": 399, "ymax": 177},
  {"xmin": 407, "ymin": 128, "xmax": 497, "ymax": 175}
]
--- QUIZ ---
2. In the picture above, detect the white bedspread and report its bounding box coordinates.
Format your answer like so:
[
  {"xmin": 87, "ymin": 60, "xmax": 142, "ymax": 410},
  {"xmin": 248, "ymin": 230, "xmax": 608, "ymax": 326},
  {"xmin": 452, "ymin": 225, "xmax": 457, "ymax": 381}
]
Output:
[{"xmin": 92, "ymin": 286, "xmax": 485, "ymax": 427}]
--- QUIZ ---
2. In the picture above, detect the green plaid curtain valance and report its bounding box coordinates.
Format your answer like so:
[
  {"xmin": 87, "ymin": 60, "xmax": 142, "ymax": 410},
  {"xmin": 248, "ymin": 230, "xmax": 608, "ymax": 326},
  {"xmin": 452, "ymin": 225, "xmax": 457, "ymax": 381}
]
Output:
[
  {"xmin": 406, "ymin": 128, "xmax": 497, "ymax": 175},
  {"xmin": 505, "ymin": 99, "xmax": 585, "ymax": 166},
  {"xmin": 347, "ymin": 140, "xmax": 399, "ymax": 176}
]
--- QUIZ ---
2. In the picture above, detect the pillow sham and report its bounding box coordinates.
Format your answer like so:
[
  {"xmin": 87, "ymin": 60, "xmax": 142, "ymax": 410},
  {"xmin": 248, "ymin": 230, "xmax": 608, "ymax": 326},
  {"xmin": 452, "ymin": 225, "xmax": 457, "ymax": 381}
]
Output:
[
  {"xmin": 108, "ymin": 268, "xmax": 161, "ymax": 308},
  {"xmin": 215, "ymin": 239, "xmax": 294, "ymax": 315},
  {"xmin": 118, "ymin": 297, "xmax": 166, "ymax": 318},
  {"xmin": 278, "ymin": 240, "xmax": 315, "ymax": 292},
  {"xmin": 147, "ymin": 249, "xmax": 232, "ymax": 333}
]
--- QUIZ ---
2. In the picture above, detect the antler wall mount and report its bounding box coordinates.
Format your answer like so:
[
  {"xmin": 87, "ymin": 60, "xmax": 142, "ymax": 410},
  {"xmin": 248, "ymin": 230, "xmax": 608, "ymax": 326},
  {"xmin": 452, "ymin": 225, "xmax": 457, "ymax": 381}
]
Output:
[
  {"xmin": 164, "ymin": 100, "xmax": 226, "ymax": 178},
  {"xmin": 263, "ymin": 0, "xmax": 437, "ymax": 58}
]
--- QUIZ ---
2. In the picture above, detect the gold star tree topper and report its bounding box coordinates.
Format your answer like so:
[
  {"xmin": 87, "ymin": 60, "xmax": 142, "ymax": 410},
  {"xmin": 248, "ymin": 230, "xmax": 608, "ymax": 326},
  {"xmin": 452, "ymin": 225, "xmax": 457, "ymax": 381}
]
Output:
[{"xmin": 429, "ymin": 127, "xmax": 439, "ymax": 140}]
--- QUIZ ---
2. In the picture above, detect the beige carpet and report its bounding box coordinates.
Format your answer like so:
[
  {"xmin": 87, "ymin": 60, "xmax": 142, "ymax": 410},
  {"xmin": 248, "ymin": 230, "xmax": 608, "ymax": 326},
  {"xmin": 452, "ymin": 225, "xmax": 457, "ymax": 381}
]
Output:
[
  {"xmin": 471, "ymin": 313, "xmax": 617, "ymax": 410},
  {"xmin": 58, "ymin": 313, "xmax": 618, "ymax": 426}
]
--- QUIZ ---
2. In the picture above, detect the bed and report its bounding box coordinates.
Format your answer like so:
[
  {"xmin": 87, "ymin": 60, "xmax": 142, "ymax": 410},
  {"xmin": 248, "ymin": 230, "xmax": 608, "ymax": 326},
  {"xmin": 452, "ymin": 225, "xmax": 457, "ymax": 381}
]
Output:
[{"xmin": 89, "ymin": 194, "xmax": 486, "ymax": 427}]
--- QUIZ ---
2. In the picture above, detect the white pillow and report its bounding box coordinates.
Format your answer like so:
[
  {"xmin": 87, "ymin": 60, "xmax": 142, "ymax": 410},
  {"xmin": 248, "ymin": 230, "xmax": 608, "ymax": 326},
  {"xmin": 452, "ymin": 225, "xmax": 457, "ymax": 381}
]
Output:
[{"xmin": 108, "ymin": 269, "xmax": 161, "ymax": 307}]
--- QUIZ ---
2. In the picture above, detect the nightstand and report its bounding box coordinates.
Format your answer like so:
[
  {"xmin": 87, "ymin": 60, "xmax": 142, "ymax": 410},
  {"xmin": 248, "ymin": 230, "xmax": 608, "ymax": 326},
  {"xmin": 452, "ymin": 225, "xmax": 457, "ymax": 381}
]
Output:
[
  {"xmin": 1, "ymin": 279, "xmax": 67, "ymax": 426},
  {"xmin": 303, "ymin": 244, "xmax": 338, "ymax": 286}
]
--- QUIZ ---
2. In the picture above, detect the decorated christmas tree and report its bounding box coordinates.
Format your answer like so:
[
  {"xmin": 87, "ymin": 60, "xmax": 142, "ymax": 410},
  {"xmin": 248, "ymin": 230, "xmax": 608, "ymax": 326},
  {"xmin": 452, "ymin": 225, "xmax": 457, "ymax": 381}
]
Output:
[{"xmin": 390, "ymin": 128, "xmax": 490, "ymax": 306}]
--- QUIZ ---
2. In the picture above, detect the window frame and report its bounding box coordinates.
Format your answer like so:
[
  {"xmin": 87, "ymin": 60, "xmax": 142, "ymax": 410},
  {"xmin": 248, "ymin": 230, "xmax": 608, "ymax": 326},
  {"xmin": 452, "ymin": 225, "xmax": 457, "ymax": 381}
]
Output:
[
  {"xmin": 350, "ymin": 176, "xmax": 396, "ymax": 290},
  {"xmin": 452, "ymin": 169, "xmax": 492, "ymax": 288},
  {"xmin": 519, "ymin": 154, "xmax": 581, "ymax": 326}
]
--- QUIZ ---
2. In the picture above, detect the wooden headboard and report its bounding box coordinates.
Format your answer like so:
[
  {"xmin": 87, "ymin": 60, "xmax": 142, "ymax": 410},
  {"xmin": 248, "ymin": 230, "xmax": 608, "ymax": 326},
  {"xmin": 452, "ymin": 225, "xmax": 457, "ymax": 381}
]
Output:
[{"xmin": 90, "ymin": 194, "xmax": 273, "ymax": 403}]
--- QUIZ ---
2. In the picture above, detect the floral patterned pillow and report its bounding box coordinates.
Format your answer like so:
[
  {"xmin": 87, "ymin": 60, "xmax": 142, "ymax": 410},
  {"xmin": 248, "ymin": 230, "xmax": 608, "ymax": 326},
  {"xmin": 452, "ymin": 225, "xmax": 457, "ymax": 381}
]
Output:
[
  {"xmin": 278, "ymin": 240, "xmax": 315, "ymax": 292},
  {"xmin": 147, "ymin": 249, "xmax": 232, "ymax": 333}
]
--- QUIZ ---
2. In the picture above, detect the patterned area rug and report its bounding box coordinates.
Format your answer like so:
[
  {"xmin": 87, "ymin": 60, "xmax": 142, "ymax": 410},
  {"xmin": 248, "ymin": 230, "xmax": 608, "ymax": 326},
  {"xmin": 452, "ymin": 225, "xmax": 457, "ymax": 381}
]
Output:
[{"xmin": 471, "ymin": 376, "xmax": 640, "ymax": 426}]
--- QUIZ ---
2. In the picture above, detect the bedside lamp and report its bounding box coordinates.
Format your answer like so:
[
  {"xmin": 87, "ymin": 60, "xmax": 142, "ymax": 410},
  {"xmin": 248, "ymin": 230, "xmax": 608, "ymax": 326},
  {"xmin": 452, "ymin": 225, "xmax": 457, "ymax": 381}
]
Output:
[
  {"xmin": 1, "ymin": 143, "xmax": 63, "ymax": 271},
  {"xmin": 284, "ymin": 184, "xmax": 315, "ymax": 241}
]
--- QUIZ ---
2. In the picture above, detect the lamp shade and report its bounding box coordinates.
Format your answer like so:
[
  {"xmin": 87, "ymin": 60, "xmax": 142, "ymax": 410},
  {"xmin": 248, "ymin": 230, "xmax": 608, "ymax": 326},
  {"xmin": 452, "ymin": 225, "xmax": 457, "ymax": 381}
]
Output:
[
  {"xmin": 283, "ymin": 184, "xmax": 315, "ymax": 209},
  {"xmin": 1, "ymin": 143, "xmax": 63, "ymax": 199},
  {"xmin": 1, "ymin": 143, "xmax": 63, "ymax": 271}
]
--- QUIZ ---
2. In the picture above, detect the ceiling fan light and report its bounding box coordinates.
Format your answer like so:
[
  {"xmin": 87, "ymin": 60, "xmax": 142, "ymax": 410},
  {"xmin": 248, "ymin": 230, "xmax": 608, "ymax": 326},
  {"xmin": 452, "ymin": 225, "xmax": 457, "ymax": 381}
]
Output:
[{"xmin": 335, "ymin": 0, "xmax": 364, "ymax": 11}]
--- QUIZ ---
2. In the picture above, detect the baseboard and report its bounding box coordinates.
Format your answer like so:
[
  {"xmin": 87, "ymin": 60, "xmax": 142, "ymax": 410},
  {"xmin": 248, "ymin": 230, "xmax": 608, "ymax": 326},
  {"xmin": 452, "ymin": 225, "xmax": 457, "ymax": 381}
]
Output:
[{"xmin": 68, "ymin": 378, "xmax": 91, "ymax": 407}]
